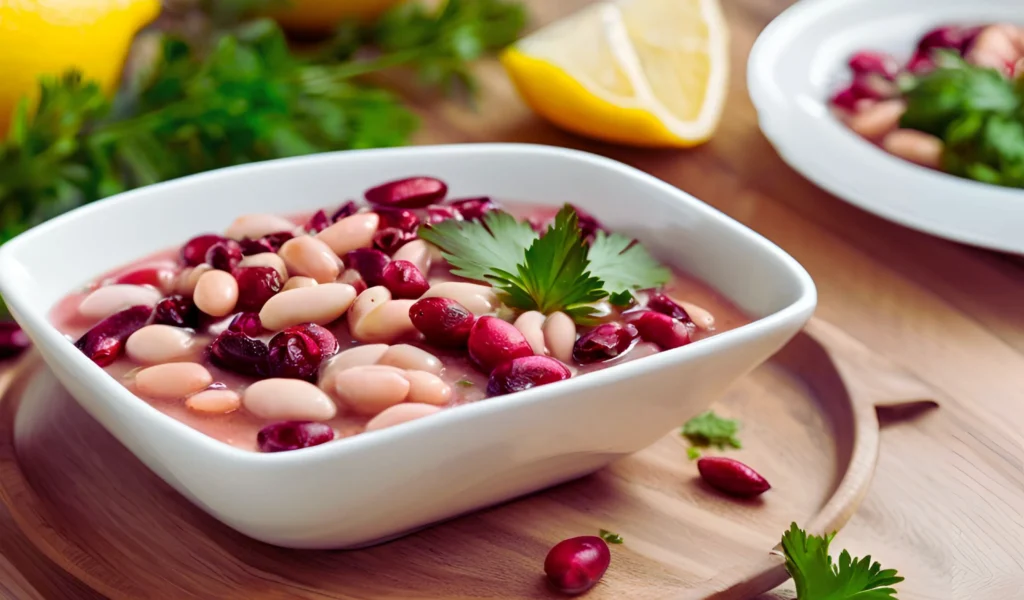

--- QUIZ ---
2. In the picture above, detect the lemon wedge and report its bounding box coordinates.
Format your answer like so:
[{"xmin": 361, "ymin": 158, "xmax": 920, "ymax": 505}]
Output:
[{"xmin": 500, "ymin": 0, "xmax": 729, "ymax": 147}]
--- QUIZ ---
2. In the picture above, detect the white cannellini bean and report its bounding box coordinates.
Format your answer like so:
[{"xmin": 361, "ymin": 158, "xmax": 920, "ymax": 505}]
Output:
[
  {"xmin": 135, "ymin": 363, "xmax": 213, "ymax": 401},
  {"xmin": 78, "ymin": 285, "xmax": 161, "ymax": 321},
  {"xmin": 224, "ymin": 214, "xmax": 297, "ymax": 241},
  {"xmin": 420, "ymin": 282, "xmax": 500, "ymax": 316},
  {"xmin": 186, "ymin": 389, "xmax": 242, "ymax": 414},
  {"xmin": 351, "ymin": 299, "xmax": 418, "ymax": 344},
  {"xmin": 316, "ymin": 213, "xmax": 380, "ymax": 256},
  {"xmin": 238, "ymin": 252, "xmax": 289, "ymax": 281},
  {"xmin": 175, "ymin": 264, "xmax": 213, "ymax": 297},
  {"xmin": 378, "ymin": 344, "xmax": 443, "ymax": 375},
  {"xmin": 125, "ymin": 325, "xmax": 196, "ymax": 365},
  {"xmin": 391, "ymin": 240, "xmax": 434, "ymax": 276},
  {"xmin": 278, "ymin": 236, "xmax": 341, "ymax": 284},
  {"xmin": 282, "ymin": 276, "xmax": 318, "ymax": 291},
  {"xmin": 678, "ymin": 300, "xmax": 715, "ymax": 331},
  {"xmin": 882, "ymin": 129, "xmax": 943, "ymax": 169},
  {"xmin": 542, "ymin": 311, "xmax": 576, "ymax": 364},
  {"xmin": 346, "ymin": 286, "xmax": 391, "ymax": 331},
  {"xmin": 402, "ymin": 371, "xmax": 452, "ymax": 406},
  {"xmin": 966, "ymin": 25, "xmax": 1022, "ymax": 71},
  {"xmin": 330, "ymin": 365, "xmax": 410, "ymax": 416},
  {"xmin": 318, "ymin": 344, "xmax": 390, "ymax": 393},
  {"xmin": 244, "ymin": 378, "xmax": 337, "ymax": 421},
  {"xmin": 259, "ymin": 283, "xmax": 357, "ymax": 331},
  {"xmin": 513, "ymin": 311, "xmax": 547, "ymax": 355},
  {"xmin": 846, "ymin": 99, "xmax": 905, "ymax": 140},
  {"xmin": 193, "ymin": 270, "xmax": 239, "ymax": 318},
  {"xmin": 365, "ymin": 403, "xmax": 441, "ymax": 432}
]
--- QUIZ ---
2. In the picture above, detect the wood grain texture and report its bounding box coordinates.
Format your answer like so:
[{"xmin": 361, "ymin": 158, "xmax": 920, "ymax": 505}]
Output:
[
  {"xmin": 0, "ymin": 319, "xmax": 884, "ymax": 599},
  {"xmin": 0, "ymin": 0, "xmax": 1023, "ymax": 597}
]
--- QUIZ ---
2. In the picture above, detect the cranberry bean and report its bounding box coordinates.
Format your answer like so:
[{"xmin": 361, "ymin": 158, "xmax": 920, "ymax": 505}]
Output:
[
  {"xmin": 232, "ymin": 266, "xmax": 283, "ymax": 312},
  {"xmin": 420, "ymin": 282, "xmax": 499, "ymax": 316},
  {"xmin": 544, "ymin": 536, "xmax": 611, "ymax": 595},
  {"xmin": 125, "ymin": 325, "xmax": 196, "ymax": 365},
  {"xmin": 193, "ymin": 270, "xmax": 239, "ymax": 318},
  {"xmin": 227, "ymin": 312, "xmax": 265, "ymax": 337},
  {"xmin": 402, "ymin": 371, "xmax": 452, "ymax": 406},
  {"xmin": 316, "ymin": 213, "xmax": 380, "ymax": 256},
  {"xmin": 375, "ymin": 207, "xmax": 420, "ymax": 233},
  {"xmin": 848, "ymin": 51, "xmax": 899, "ymax": 79},
  {"xmin": 296, "ymin": 323, "xmax": 339, "ymax": 357},
  {"xmin": 830, "ymin": 85, "xmax": 860, "ymax": 113},
  {"xmin": 679, "ymin": 301, "xmax": 715, "ymax": 331},
  {"xmin": 0, "ymin": 322, "xmax": 30, "ymax": 359},
  {"xmin": 278, "ymin": 236, "xmax": 341, "ymax": 284},
  {"xmin": 239, "ymin": 231, "xmax": 294, "ymax": 256},
  {"xmin": 513, "ymin": 311, "xmax": 547, "ymax": 355},
  {"xmin": 697, "ymin": 456, "xmax": 771, "ymax": 497},
  {"xmin": 135, "ymin": 363, "xmax": 213, "ymax": 401},
  {"xmin": 344, "ymin": 248, "xmax": 390, "ymax": 287},
  {"xmin": 882, "ymin": 129, "xmax": 943, "ymax": 169},
  {"xmin": 449, "ymin": 197, "xmax": 497, "ymax": 221},
  {"xmin": 303, "ymin": 209, "xmax": 331, "ymax": 234},
  {"xmin": 647, "ymin": 292, "xmax": 691, "ymax": 322},
  {"xmin": 238, "ymin": 252, "xmax": 289, "ymax": 281},
  {"xmin": 373, "ymin": 227, "xmax": 416, "ymax": 254},
  {"xmin": 267, "ymin": 328, "xmax": 323, "ymax": 381},
  {"xmin": 365, "ymin": 176, "xmax": 447, "ymax": 208},
  {"xmin": 378, "ymin": 344, "xmax": 442, "ymax": 375},
  {"xmin": 258, "ymin": 421, "xmax": 335, "ymax": 452},
  {"xmin": 318, "ymin": 344, "xmax": 390, "ymax": 393},
  {"xmin": 225, "ymin": 214, "xmax": 297, "ymax": 241},
  {"xmin": 337, "ymin": 269, "xmax": 367, "ymax": 294},
  {"xmin": 468, "ymin": 316, "xmax": 534, "ymax": 373},
  {"xmin": 351, "ymin": 298, "xmax": 418, "ymax": 344},
  {"xmin": 174, "ymin": 264, "xmax": 213, "ymax": 297},
  {"xmin": 204, "ymin": 239, "xmax": 243, "ymax": 272},
  {"xmin": 75, "ymin": 306, "xmax": 153, "ymax": 366},
  {"xmin": 112, "ymin": 266, "xmax": 176, "ymax": 294},
  {"xmin": 78, "ymin": 285, "xmax": 161, "ymax": 322},
  {"xmin": 258, "ymin": 283, "xmax": 357, "ymax": 331},
  {"xmin": 365, "ymin": 403, "xmax": 442, "ymax": 432},
  {"xmin": 209, "ymin": 331, "xmax": 269, "ymax": 377},
  {"xmin": 381, "ymin": 260, "xmax": 429, "ymax": 299},
  {"xmin": 180, "ymin": 234, "xmax": 225, "ymax": 266},
  {"xmin": 330, "ymin": 200, "xmax": 359, "ymax": 223},
  {"xmin": 919, "ymin": 26, "xmax": 971, "ymax": 54},
  {"xmin": 409, "ymin": 297, "xmax": 475, "ymax": 347},
  {"xmin": 185, "ymin": 389, "xmax": 242, "ymax": 414},
  {"xmin": 542, "ymin": 312, "xmax": 576, "ymax": 364},
  {"xmin": 846, "ymin": 99, "xmax": 905, "ymax": 140},
  {"xmin": 282, "ymin": 276, "xmax": 318, "ymax": 291},
  {"xmin": 487, "ymin": 355, "xmax": 571, "ymax": 397},
  {"xmin": 244, "ymin": 378, "xmax": 338, "ymax": 421},
  {"xmin": 391, "ymin": 240, "xmax": 434, "ymax": 276},
  {"xmin": 625, "ymin": 310, "xmax": 691, "ymax": 349},
  {"xmin": 573, "ymin": 323, "xmax": 639, "ymax": 364},
  {"xmin": 329, "ymin": 365, "xmax": 410, "ymax": 416}
]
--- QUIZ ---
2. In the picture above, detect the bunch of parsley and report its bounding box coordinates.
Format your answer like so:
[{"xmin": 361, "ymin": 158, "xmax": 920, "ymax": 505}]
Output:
[
  {"xmin": 781, "ymin": 523, "xmax": 904, "ymax": 599},
  {"xmin": 900, "ymin": 52, "xmax": 1024, "ymax": 188},
  {"xmin": 0, "ymin": 0, "xmax": 526, "ymax": 318}
]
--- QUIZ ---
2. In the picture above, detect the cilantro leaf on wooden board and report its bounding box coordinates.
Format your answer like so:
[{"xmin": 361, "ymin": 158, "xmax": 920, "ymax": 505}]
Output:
[
  {"xmin": 781, "ymin": 523, "xmax": 904, "ymax": 600},
  {"xmin": 681, "ymin": 411, "xmax": 742, "ymax": 453},
  {"xmin": 587, "ymin": 230, "xmax": 671, "ymax": 296},
  {"xmin": 418, "ymin": 210, "xmax": 538, "ymax": 282},
  {"xmin": 490, "ymin": 205, "xmax": 606, "ymax": 320},
  {"xmin": 598, "ymin": 529, "xmax": 624, "ymax": 544}
]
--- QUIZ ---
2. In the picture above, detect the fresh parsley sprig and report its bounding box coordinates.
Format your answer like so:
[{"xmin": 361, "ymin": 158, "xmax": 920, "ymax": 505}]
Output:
[
  {"xmin": 681, "ymin": 410, "xmax": 741, "ymax": 460},
  {"xmin": 419, "ymin": 204, "xmax": 670, "ymax": 323},
  {"xmin": 781, "ymin": 523, "xmax": 904, "ymax": 599}
]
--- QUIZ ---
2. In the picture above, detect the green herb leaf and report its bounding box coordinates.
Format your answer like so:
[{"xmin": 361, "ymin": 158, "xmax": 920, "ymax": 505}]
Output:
[
  {"xmin": 488, "ymin": 205, "xmax": 606, "ymax": 321},
  {"xmin": 608, "ymin": 289, "xmax": 635, "ymax": 307},
  {"xmin": 587, "ymin": 231, "xmax": 671, "ymax": 296},
  {"xmin": 781, "ymin": 523, "xmax": 904, "ymax": 599},
  {"xmin": 686, "ymin": 446, "xmax": 702, "ymax": 461},
  {"xmin": 599, "ymin": 529, "xmax": 624, "ymax": 544},
  {"xmin": 681, "ymin": 411, "xmax": 741, "ymax": 450},
  {"xmin": 419, "ymin": 210, "xmax": 538, "ymax": 282}
]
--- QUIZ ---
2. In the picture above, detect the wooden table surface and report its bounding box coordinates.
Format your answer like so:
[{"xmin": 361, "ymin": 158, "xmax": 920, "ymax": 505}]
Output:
[{"xmin": 2, "ymin": 0, "xmax": 1024, "ymax": 598}]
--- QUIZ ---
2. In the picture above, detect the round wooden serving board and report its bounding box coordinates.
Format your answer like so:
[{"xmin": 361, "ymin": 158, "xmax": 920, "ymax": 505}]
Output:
[{"xmin": 0, "ymin": 320, "xmax": 934, "ymax": 599}]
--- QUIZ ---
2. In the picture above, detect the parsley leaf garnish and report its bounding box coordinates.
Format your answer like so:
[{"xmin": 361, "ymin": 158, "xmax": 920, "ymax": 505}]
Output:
[
  {"xmin": 686, "ymin": 446, "xmax": 702, "ymax": 460},
  {"xmin": 681, "ymin": 411, "xmax": 741, "ymax": 454},
  {"xmin": 781, "ymin": 523, "xmax": 904, "ymax": 599},
  {"xmin": 419, "ymin": 204, "xmax": 669, "ymax": 324},
  {"xmin": 598, "ymin": 529, "xmax": 624, "ymax": 544}
]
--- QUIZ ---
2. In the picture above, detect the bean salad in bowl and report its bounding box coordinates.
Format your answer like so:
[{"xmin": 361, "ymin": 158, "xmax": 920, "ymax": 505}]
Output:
[{"xmin": 52, "ymin": 176, "xmax": 749, "ymax": 454}]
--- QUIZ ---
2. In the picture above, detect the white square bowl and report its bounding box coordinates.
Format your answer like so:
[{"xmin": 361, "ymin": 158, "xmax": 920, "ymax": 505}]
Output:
[{"xmin": 0, "ymin": 144, "xmax": 815, "ymax": 549}]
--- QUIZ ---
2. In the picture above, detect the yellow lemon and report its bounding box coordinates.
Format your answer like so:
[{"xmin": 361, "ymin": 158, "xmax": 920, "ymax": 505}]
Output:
[
  {"xmin": 500, "ymin": 0, "xmax": 729, "ymax": 148},
  {"xmin": 0, "ymin": 0, "xmax": 160, "ymax": 135},
  {"xmin": 271, "ymin": 0, "xmax": 405, "ymax": 35}
]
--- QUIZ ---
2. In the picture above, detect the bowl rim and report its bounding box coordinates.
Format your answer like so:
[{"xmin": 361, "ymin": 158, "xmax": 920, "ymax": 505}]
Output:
[
  {"xmin": 747, "ymin": 0, "xmax": 1024, "ymax": 254},
  {"xmin": 0, "ymin": 143, "xmax": 817, "ymax": 465}
]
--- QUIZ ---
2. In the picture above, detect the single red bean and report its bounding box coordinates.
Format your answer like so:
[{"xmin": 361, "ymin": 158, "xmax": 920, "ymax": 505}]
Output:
[
  {"xmin": 381, "ymin": 260, "xmax": 429, "ymax": 299},
  {"xmin": 228, "ymin": 312, "xmax": 265, "ymax": 337},
  {"xmin": 468, "ymin": 316, "xmax": 534, "ymax": 373},
  {"xmin": 646, "ymin": 293, "xmax": 691, "ymax": 322},
  {"xmin": 373, "ymin": 227, "xmax": 416, "ymax": 254},
  {"xmin": 830, "ymin": 85, "xmax": 860, "ymax": 112},
  {"xmin": 209, "ymin": 330, "xmax": 269, "ymax": 378},
  {"xmin": 293, "ymin": 323, "xmax": 339, "ymax": 357},
  {"xmin": 365, "ymin": 176, "xmax": 447, "ymax": 208},
  {"xmin": 487, "ymin": 355, "xmax": 571, "ymax": 397},
  {"xmin": 257, "ymin": 421, "xmax": 335, "ymax": 452},
  {"xmin": 544, "ymin": 536, "xmax": 611, "ymax": 595},
  {"xmin": 180, "ymin": 234, "xmax": 225, "ymax": 267},
  {"xmin": 409, "ymin": 297, "xmax": 475, "ymax": 347},
  {"xmin": 572, "ymin": 323, "xmax": 639, "ymax": 364},
  {"xmin": 233, "ymin": 266, "xmax": 284, "ymax": 312},
  {"xmin": 697, "ymin": 456, "xmax": 771, "ymax": 497},
  {"xmin": 375, "ymin": 207, "xmax": 420, "ymax": 233},
  {"xmin": 848, "ymin": 51, "xmax": 899, "ymax": 79},
  {"xmin": 0, "ymin": 322, "xmax": 30, "ymax": 360},
  {"xmin": 303, "ymin": 210, "xmax": 331, "ymax": 234},
  {"xmin": 345, "ymin": 248, "xmax": 391, "ymax": 287},
  {"xmin": 625, "ymin": 310, "xmax": 691, "ymax": 350},
  {"xmin": 153, "ymin": 295, "xmax": 199, "ymax": 329},
  {"xmin": 74, "ymin": 305, "xmax": 153, "ymax": 366},
  {"xmin": 239, "ymin": 232, "xmax": 294, "ymax": 256},
  {"xmin": 204, "ymin": 239, "xmax": 244, "ymax": 272},
  {"xmin": 330, "ymin": 200, "xmax": 359, "ymax": 223},
  {"xmin": 267, "ymin": 328, "xmax": 323, "ymax": 381},
  {"xmin": 112, "ymin": 266, "xmax": 175, "ymax": 290}
]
